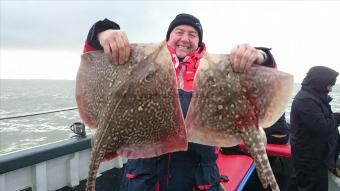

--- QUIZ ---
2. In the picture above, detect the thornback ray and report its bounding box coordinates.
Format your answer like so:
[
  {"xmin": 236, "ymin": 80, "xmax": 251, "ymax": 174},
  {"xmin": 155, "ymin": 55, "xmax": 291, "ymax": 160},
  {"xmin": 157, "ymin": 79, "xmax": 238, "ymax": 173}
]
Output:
[
  {"xmin": 185, "ymin": 53, "xmax": 294, "ymax": 191},
  {"xmin": 75, "ymin": 42, "xmax": 187, "ymax": 191}
]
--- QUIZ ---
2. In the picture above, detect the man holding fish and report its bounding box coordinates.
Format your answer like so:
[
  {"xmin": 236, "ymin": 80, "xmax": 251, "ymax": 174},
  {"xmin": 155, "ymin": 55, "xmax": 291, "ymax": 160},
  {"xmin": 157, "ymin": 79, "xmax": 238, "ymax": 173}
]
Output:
[{"xmin": 82, "ymin": 13, "xmax": 277, "ymax": 191}]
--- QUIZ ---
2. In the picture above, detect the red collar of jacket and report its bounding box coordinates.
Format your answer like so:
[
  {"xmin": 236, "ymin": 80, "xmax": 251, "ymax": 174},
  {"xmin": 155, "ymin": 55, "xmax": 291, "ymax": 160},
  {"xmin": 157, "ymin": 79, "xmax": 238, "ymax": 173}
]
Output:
[{"xmin": 167, "ymin": 43, "xmax": 206, "ymax": 91}]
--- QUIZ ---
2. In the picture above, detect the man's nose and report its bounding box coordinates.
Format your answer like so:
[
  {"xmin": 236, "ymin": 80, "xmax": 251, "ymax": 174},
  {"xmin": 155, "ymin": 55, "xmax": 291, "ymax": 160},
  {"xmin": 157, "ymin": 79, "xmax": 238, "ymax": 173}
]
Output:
[{"xmin": 180, "ymin": 33, "xmax": 190, "ymax": 41}]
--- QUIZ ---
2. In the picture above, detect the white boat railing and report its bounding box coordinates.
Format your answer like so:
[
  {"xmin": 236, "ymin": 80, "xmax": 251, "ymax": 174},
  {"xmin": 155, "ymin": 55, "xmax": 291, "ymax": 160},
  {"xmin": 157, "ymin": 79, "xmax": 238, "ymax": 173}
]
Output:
[
  {"xmin": 0, "ymin": 135, "xmax": 126, "ymax": 191},
  {"xmin": 0, "ymin": 109, "xmax": 338, "ymax": 191}
]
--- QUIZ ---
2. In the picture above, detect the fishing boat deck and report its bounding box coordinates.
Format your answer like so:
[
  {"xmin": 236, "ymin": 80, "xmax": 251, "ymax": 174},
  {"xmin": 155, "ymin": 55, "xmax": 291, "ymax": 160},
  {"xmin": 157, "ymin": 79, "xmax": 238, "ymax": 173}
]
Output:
[
  {"xmin": 1, "ymin": 133, "xmax": 338, "ymax": 191},
  {"xmin": 58, "ymin": 168, "xmax": 122, "ymax": 191}
]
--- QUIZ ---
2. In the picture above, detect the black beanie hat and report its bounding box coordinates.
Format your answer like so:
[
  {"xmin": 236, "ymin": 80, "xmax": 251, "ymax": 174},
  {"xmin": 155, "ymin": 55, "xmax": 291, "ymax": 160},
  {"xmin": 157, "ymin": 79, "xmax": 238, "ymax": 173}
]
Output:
[{"xmin": 166, "ymin": 13, "xmax": 203, "ymax": 46}]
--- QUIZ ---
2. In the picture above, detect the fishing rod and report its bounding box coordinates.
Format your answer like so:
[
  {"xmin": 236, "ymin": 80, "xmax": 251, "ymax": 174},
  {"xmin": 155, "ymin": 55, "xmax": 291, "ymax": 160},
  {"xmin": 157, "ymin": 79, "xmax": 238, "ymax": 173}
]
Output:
[{"xmin": 0, "ymin": 107, "xmax": 78, "ymax": 120}]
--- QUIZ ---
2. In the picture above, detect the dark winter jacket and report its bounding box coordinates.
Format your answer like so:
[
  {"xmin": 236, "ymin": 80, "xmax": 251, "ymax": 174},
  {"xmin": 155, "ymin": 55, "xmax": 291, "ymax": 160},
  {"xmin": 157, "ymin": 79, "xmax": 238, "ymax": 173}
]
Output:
[
  {"xmin": 290, "ymin": 66, "xmax": 339, "ymax": 169},
  {"xmin": 264, "ymin": 113, "xmax": 290, "ymax": 144}
]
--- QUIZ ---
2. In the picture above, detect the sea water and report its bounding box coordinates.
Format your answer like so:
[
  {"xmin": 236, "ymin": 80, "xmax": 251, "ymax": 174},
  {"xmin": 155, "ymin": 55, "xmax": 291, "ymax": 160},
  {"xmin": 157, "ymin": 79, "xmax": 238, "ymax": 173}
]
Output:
[{"xmin": 1, "ymin": 79, "xmax": 340, "ymax": 155}]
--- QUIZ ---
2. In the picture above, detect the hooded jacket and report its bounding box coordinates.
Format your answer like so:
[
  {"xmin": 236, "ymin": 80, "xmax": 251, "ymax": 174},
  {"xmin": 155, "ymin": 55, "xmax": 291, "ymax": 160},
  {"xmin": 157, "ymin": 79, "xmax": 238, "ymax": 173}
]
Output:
[{"xmin": 290, "ymin": 66, "xmax": 339, "ymax": 169}]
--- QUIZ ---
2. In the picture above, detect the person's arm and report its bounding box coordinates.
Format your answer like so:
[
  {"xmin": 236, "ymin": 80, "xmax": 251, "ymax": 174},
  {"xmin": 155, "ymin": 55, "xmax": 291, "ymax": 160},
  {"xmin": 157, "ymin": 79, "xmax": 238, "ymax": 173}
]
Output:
[
  {"xmin": 83, "ymin": 18, "xmax": 120, "ymax": 52},
  {"xmin": 295, "ymin": 98, "xmax": 338, "ymax": 135},
  {"xmin": 333, "ymin": 112, "xmax": 340, "ymax": 127},
  {"xmin": 255, "ymin": 47, "xmax": 276, "ymax": 68},
  {"xmin": 229, "ymin": 44, "xmax": 276, "ymax": 72},
  {"xmin": 83, "ymin": 18, "xmax": 129, "ymax": 65}
]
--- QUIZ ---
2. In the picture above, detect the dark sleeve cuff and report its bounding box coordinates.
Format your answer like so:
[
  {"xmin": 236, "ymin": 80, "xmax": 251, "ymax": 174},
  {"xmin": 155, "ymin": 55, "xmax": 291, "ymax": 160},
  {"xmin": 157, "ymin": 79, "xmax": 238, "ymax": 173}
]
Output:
[
  {"xmin": 255, "ymin": 47, "xmax": 276, "ymax": 68},
  {"xmin": 86, "ymin": 18, "xmax": 120, "ymax": 51}
]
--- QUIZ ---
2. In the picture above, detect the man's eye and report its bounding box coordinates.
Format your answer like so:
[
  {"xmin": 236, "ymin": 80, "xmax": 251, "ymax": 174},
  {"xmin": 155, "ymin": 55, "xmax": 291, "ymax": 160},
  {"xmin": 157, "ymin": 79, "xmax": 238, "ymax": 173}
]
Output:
[{"xmin": 190, "ymin": 34, "xmax": 197, "ymax": 38}]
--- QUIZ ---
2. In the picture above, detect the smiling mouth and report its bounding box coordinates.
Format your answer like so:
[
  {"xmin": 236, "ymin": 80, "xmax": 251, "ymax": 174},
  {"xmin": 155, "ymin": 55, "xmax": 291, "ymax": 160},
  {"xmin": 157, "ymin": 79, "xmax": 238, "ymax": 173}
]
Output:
[{"xmin": 177, "ymin": 45, "xmax": 190, "ymax": 50}]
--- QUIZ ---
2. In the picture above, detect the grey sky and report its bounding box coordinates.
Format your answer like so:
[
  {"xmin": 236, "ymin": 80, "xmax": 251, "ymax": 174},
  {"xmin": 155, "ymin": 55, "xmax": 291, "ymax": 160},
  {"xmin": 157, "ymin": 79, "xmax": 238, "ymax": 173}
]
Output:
[
  {"xmin": 1, "ymin": 0, "xmax": 340, "ymax": 81},
  {"xmin": 1, "ymin": 1, "xmax": 186, "ymax": 51},
  {"xmin": 1, "ymin": 1, "xmax": 146, "ymax": 51}
]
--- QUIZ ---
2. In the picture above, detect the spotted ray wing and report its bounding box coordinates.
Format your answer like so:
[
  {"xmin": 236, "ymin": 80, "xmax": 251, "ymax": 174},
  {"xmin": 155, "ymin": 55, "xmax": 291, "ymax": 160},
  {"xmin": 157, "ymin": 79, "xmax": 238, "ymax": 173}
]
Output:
[
  {"xmin": 185, "ymin": 53, "xmax": 293, "ymax": 191},
  {"xmin": 76, "ymin": 42, "xmax": 187, "ymax": 191}
]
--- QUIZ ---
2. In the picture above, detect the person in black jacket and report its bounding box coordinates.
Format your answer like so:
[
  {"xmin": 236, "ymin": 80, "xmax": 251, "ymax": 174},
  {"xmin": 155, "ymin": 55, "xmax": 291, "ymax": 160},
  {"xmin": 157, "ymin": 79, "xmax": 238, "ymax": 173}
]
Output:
[
  {"xmin": 290, "ymin": 66, "xmax": 340, "ymax": 191},
  {"xmin": 83, "ymin": 13, "xmax": 276, "ymax": 191},
  {"xmin": 264, "ymin": 113, "xmax": 290, "ymax": 144}
]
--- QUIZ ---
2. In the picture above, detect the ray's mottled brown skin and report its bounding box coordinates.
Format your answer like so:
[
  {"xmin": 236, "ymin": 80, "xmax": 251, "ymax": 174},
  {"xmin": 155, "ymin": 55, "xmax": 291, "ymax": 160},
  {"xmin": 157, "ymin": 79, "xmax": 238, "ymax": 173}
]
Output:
[
  {"xmin": 76, "ymin": 42, "xmax": 187, "ymax": 191},
  {"xmin": 186, "ymin": 54, "xmax": 294, "ymax": 191},
  {"xmin": 77, "ymin": 42, "xmax": 293, "ymax": 191}
]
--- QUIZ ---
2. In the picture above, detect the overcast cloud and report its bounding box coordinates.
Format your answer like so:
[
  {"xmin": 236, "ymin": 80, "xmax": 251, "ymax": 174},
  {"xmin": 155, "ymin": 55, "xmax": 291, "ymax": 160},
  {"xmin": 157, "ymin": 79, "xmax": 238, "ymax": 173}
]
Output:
[
  {"xmin": 0, "ymin": 1, "xmax": 190, "ymax": 51},
  {"xmin": 1, "ymin": 0, "xmax": 340, "ymax": 81},
  {"xmin": 1, "ymin": 1, "xmax": 148, "ymax": 51}
]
